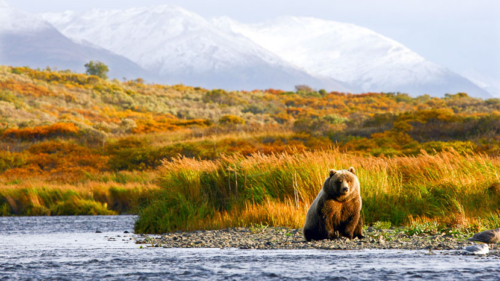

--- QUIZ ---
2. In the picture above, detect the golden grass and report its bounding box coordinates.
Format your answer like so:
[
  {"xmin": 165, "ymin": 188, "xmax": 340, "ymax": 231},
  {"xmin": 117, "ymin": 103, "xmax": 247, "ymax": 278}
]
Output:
[
  {"xmin": 178, "ymin": 200, "xmax": 310, "ymax": 231},
  {"xmin": 139, "ymin": 125, "xmax": 293, "ymax": 148},
  {"xmin": 0, "ymin": 179, "xmax": 159, "ymax": 216},
  {"xmin": 135, "ymin": 148, "xmax": 500, "ymax": 233}
]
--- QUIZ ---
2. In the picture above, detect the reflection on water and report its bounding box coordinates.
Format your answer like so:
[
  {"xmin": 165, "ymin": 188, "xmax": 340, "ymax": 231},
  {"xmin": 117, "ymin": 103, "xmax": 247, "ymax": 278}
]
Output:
[
  {"xmin": 0, "ymin": 216, "xmax": 499, "ymax": 280},
  {"xmin": 0, "ymin": 215, "xmax": 135, "ymax": 235}
]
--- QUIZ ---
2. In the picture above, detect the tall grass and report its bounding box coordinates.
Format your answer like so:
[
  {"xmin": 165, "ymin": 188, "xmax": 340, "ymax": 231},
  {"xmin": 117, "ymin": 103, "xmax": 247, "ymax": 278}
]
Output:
[
  {"xmin": 135, "ymin": 149, "xmax": 500, "ymax": 233},
  {"xmin": 0, "ymin": 180, "xmax": 158, "ymax": 216}
]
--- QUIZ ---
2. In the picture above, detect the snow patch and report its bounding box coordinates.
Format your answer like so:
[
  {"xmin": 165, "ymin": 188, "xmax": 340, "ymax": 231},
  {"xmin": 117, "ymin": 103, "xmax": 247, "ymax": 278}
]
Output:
[{"xmin": 0, "ymin": 2, "xmax": 52, "ymax": 32}]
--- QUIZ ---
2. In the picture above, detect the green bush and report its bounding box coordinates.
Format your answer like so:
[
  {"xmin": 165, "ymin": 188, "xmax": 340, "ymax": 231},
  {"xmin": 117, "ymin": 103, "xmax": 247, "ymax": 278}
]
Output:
[
  {"xmin": 50, "ymin": 198, "xmax": 116, "ymax": 215},
  {"xmin": 219, "ymin": 115, "xmax": 245, "ymax": 125},
  {"xmin": 203, "ymin": 89, "xmax": 246, "ymax": 106},
  {"xmin": 106, "ymin": 137, "xmax": 172, "ymax": 171},
  {"xmin": 242, "ymin": 104, "xmax": 266, "ymax": 114},
  {"xmin": 373, "ymin": 221, "xmax": 392, "ymax": 230},
  {"xmin": 0, "ymin": 151, "xmax": 27, "ymax": 173}
]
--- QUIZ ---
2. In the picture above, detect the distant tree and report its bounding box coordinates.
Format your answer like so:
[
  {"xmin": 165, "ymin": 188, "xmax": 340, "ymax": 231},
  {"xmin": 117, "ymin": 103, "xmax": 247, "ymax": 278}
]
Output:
[
  {"xmin": 295, "ymin": 84, "xmax": 313, "ymax": 93},
  {"xmin": 445, "ymin": 92, "xmax": 469, "ymax": 99},
  {"xmin": 84, "ymin": 61, "xmax": 109, "ymax": 79}
]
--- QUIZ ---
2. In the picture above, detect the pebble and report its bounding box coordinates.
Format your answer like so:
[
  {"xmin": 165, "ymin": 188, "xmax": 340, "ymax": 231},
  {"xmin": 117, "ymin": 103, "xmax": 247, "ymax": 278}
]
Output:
[{"xmin": 133, "ymin": 227, "xmax": 500, "ymax": 256}]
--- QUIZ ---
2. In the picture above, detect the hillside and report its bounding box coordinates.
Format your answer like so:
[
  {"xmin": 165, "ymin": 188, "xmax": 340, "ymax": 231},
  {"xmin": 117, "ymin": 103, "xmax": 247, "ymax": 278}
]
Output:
[
  {"xmin": 1, "ymin": 66, "xmax": 500, "ymax": 231},
  {"xmin": 1, "ymin": 65, "xmax": 500, "ymax": 167}
]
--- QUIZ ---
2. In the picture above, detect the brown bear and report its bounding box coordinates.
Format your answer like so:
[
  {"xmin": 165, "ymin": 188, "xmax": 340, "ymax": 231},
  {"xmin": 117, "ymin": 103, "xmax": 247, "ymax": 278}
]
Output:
[{"xmin": 303, "ymin": 167, "xmax": 363, "ymax": 241}]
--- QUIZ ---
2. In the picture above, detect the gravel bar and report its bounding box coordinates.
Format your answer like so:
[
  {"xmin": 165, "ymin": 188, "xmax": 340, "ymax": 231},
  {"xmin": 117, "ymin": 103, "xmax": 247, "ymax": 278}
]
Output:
[{"xmin": 134, "ymin": 226, "xmax": 500, "ymax": 256}]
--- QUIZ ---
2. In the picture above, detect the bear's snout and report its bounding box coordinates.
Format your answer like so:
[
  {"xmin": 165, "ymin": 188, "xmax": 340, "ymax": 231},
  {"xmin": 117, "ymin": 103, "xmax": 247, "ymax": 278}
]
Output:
[{"xmin": 339, "ymin": 182, "xmax": 349, "ymax": 193}]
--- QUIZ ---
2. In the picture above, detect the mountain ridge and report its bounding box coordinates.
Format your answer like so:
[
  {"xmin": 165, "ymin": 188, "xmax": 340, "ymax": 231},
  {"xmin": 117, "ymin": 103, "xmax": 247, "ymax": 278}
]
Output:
[
  {"xmin": 43, "ymin": 5, "xmax": 351, "ymax": 91},
  {"xmin": 213, "ymin": 16, "xmax": 490, "ymax": 98},
  {"xmin": 0, "ymin": 3, "xmax": 490, "ymax": 97},
  {"xmin": 0, "ymin": 2, "xmax": 158, "ymax": 82}
]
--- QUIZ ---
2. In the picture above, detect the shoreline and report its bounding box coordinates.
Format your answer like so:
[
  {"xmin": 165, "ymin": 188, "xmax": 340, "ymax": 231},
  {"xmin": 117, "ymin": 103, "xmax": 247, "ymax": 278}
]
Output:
[{"xmin": 136, "ymin": 226, "xmax": 500, "ymax": 256}]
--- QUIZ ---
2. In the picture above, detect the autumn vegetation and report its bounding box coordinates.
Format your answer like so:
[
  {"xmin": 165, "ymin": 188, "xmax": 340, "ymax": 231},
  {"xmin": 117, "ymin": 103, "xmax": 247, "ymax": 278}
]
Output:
[{"xmin": 0, "ymin": 65, "xmax": 499, "ymax": 233}]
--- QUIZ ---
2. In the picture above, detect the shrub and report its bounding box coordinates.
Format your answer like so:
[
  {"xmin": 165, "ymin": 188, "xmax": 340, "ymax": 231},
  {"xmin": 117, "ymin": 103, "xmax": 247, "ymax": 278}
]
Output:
[
  {"xmin": 219, "ymin": 115, "xmax": 245, "ymax": 125},
  {"xmin": 203, "ymin": 89, "xmax": 246, "ymax": 106},
  {"xmin": 50, "ymin": 198, "xmax": 116, "ymax": 215},
  {"xmin": 2, "ymin": 123, "xmax": 79, "ymax": 141},
  {"xmin": 0, "ymin": 151, "xmax": 27, "ymax": 173},
  {"xmin": 106, "ymin": 137, "xmax": 171, "ymax": 171},
  {"xmin": 0, "ymin": 90, "xmax": 22, "ymax": 107},
  {"xmin": 242, "ymin": 104, "xmax": 266, "ymax": 114}
]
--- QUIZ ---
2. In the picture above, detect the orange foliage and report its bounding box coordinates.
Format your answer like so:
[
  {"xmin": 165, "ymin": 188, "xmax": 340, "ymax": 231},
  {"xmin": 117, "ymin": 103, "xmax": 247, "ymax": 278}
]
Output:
[
  {"xmin": 2, "ymin": 123, "xmax": 79, "ymax": 141},
  {"xmin": 265, "ymin": 88, "xmax": 285, "ymax": 95},
  {"xmin": 11, "ymin": 66, "xmax": 100, "ymax": 87},
  {"xmin": 2, "ymin": 141, "xmax": 108, "ymax": 182},
  {"xmin": 0, "ymin": 79, "xmax": 54, "ymax": 97},
  {"xmin": 286, "ymin": 107, "xmax": 320, "ymax": 118},
  {"xmin": 131, "ymin": 115, "xmax": 211, "ymax": 134}
]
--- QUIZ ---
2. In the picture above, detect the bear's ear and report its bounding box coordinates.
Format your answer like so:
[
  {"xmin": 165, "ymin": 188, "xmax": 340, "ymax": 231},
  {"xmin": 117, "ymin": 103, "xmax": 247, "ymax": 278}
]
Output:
[
  {"xmin": 329, "ymin": 169, "xmax": 336, "ymax": 177},
  {"xmin": 348, "ymin": 167, "xmax": 356, "ymax": 175}
]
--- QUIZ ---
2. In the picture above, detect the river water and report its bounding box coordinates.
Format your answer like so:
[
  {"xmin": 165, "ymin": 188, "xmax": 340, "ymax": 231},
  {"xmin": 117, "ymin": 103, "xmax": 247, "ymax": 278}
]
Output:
[{"xmin": 0, "ymin": 216, "xmax": 499, "ymax": 280}]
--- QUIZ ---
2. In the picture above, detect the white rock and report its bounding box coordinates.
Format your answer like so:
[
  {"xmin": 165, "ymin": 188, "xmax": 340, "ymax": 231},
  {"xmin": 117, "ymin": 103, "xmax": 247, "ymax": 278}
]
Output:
[{"xmin": 464, "ymin": 244, "xmax": 489, "ymax": 255}]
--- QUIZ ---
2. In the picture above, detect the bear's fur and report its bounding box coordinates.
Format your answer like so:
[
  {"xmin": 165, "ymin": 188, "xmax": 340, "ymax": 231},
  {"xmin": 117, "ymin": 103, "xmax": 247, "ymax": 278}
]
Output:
[{"xmin": 303, "ymin": 167, "xmax": 363, "ymax": 241}]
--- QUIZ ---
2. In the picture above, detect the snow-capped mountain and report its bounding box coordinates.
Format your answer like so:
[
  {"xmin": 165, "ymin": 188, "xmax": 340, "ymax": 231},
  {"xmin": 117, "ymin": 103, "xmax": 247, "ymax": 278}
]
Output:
[
  {"xmin": 43, "ymin": 6, "xmax": 350, "ymax": 91},
  {"xmin": 2, "ymin": 1, "xmax": 491, "ymax": 97},
  {"xmin": 0, "ymin": 0, "xmax": 51, "ymax": 32},
  {"xmin": 213, "ymin": 16, "xmax": 490, "ymax": 98},
  {"xmin": 0, "ymin": 1, "xmax": 156, "ymax": 82}
]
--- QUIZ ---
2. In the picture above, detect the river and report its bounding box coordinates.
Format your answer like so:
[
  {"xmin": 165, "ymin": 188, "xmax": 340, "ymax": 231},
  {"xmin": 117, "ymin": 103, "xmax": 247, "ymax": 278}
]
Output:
[{"xmin": 0, "ymin": 216, "xmax": 498, "ymax": 280}]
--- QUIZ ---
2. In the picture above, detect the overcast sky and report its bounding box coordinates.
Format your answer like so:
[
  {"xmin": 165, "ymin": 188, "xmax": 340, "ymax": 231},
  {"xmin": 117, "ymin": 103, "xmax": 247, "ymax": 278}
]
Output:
[{"xmin": 7, "ymin": 0, "xmax": 500, "ymax": 91}]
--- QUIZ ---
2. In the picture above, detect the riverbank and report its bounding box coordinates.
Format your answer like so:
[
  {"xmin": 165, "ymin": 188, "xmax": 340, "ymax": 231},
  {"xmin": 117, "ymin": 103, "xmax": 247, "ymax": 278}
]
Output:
[{"xmin": 136, "ymin": 226, "xmax": 500, "ymax": 256}]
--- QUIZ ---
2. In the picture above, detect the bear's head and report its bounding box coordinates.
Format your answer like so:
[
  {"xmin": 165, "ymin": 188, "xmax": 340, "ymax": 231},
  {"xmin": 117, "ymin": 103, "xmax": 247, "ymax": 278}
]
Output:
[{"xmin": 323, "ymin": 167, "xmax": 359, "ymax": 201}]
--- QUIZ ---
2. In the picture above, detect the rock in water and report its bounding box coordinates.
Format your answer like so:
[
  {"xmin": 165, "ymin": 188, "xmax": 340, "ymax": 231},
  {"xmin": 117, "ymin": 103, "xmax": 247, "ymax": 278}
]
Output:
[{"xmin": 464, "ymin": 244, "xmax": 489, "ymax": 255}]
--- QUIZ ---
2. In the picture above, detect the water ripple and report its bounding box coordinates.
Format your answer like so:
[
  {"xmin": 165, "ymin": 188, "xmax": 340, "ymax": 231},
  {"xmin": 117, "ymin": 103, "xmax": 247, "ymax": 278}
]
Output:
[{"xmin": 1, "ymin": 216, "xmax": 500, "ymax": 280}]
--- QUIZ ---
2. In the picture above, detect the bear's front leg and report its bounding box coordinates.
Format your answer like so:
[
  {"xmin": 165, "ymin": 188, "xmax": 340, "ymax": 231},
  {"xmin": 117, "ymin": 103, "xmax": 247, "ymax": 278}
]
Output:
[
  {"xmin": 324, "ymin": 213, "xmax": 339, "ymax": 240},
  {"xmin": 343, "ymin": 213, "xmax": 361, "ymax": 239},
  {"xmin": 354, "ymin": 217, "xmax": 364, "ymax": 239}
]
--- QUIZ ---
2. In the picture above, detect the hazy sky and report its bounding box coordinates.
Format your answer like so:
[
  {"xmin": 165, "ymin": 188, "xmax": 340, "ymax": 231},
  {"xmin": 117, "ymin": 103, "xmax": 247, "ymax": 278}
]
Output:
[{"xmin": 7, "ymin": 0, "xmax": 500, "ymax": 90}]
